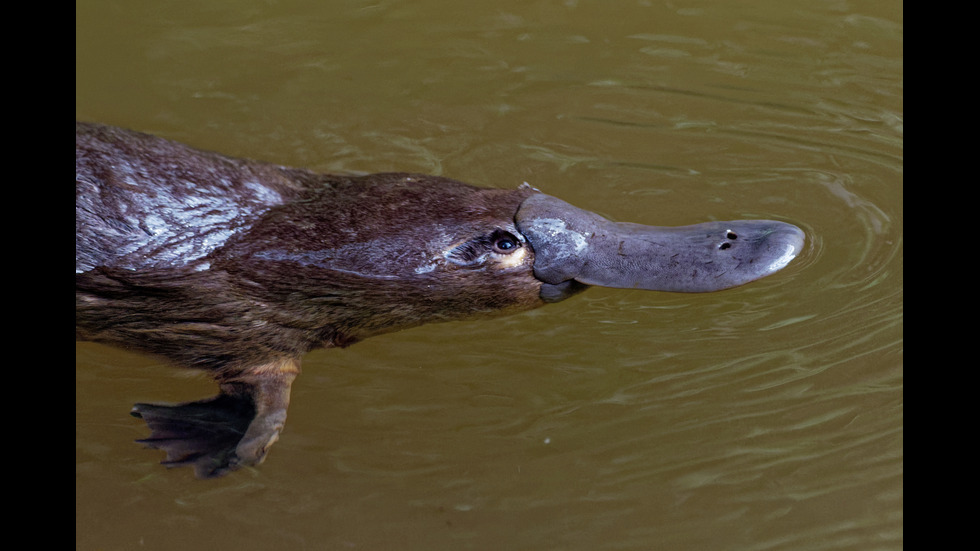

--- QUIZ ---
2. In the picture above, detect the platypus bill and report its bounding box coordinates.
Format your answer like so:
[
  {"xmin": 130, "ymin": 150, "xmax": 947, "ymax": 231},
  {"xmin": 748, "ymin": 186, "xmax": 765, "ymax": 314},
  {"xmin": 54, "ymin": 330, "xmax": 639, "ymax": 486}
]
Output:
[{"xmin": 75, "ymin": 122, "xmax": 805, "ymax": 478}]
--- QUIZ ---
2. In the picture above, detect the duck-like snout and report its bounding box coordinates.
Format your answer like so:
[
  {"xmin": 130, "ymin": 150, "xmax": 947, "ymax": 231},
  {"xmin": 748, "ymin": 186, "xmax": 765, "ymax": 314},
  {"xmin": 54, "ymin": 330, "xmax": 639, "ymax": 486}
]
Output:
[{"xmin": 515, "ymin": 193, "xmax": 804, "ymax": 297}]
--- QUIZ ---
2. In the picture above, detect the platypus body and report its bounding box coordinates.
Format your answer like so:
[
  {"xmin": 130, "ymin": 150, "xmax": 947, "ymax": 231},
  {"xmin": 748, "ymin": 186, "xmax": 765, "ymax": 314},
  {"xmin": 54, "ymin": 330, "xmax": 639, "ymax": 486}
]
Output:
[{"xmin": 75, "ymin": 122, "xmax": 804, "ymax": 477}]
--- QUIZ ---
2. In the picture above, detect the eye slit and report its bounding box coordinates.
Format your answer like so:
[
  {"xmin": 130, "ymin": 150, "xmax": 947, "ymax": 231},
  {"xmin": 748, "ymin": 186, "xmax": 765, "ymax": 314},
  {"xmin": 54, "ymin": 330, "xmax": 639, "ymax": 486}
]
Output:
[
  {"xmin": 491, "ymin": 230, "xmax": 520, "ymax": 254},
  {"xmin": 445, "ymin": 230, "xmax": 522, "ymax": 266}
]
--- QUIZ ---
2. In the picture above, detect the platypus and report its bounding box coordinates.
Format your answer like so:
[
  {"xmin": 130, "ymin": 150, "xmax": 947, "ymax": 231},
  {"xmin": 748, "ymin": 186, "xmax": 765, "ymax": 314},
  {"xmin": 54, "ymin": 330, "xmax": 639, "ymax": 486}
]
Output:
[{"xmin": 75, "ymin": 122, "xmax": 805, "ymax": 478}]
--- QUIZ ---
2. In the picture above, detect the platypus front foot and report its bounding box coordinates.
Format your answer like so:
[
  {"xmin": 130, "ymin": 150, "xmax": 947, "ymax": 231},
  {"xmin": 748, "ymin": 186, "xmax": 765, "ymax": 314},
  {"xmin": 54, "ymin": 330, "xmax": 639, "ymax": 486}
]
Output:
[
  {"xmin": 131, "ymin": 360, "xmax": 299, "ymax": 478},
  {"xmin": 132, "ymin": 393, "xmax": 259, "ymax": 478}
]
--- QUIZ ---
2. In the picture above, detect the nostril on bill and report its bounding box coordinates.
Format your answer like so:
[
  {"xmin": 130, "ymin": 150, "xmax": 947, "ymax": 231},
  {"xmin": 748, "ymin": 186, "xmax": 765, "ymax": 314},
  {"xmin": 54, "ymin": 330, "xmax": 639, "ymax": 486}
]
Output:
[{"xmin": 719, "ymin": 230, "xmax": 737, "ymax": 250}]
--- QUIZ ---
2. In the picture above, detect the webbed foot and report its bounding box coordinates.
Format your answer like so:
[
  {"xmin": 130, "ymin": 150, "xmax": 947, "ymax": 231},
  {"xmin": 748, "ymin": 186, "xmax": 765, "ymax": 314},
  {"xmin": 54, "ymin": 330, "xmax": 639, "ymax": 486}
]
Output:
[{"xmin": 131, "ymin": 360, "xmax": 299, "ymax": 478}]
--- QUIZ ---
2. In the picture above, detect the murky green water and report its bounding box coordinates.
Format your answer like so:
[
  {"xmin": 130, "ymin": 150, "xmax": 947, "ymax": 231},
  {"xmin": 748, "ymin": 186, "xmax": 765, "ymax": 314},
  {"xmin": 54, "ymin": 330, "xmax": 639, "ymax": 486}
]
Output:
[{"xmin": 77, "ymin": 1, "xmax": 902, "ymax": 549}]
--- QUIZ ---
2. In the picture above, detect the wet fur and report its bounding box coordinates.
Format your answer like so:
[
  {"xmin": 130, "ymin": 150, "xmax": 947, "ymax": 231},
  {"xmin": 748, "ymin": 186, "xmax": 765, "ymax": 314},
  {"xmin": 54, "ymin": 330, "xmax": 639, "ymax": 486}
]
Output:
[{"xmin": 76, "ymin": 122, "xmax": 543, "ymax": 378}]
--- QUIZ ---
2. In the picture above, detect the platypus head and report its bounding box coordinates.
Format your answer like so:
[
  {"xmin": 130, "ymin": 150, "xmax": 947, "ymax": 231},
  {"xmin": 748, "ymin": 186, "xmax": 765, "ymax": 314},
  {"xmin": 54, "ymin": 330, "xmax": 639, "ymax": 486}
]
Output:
[{"xmin": 213, "ymin": 173, "xmax": 804, "ymax": 347}]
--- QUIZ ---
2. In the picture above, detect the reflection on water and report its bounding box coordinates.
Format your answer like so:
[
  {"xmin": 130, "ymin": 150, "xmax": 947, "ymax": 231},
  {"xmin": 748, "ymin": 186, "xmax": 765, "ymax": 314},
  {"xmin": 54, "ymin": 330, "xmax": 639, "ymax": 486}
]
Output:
[{"xmin": 77, "ymin": 0, "xmax": 901, "ymax": 549}]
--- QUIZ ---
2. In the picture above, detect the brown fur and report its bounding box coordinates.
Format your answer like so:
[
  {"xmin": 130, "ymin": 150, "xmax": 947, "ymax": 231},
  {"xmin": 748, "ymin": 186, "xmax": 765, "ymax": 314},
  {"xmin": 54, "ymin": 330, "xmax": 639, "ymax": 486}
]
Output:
[{"xmin": 76, "ymin": 123, "xmax": 543, "ymax": 380}]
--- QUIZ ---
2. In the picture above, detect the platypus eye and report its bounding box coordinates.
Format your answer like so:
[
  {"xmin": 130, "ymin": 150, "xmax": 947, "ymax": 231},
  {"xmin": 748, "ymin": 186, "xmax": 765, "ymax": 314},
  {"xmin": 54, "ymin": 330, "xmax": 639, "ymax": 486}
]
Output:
[
  {"xmin": 492, "ymin": 231, "xmax": 520, "ymax": 254},
  {"xmin": 445, "ymin": 229, "xmax": 523, "ymax": 266}
]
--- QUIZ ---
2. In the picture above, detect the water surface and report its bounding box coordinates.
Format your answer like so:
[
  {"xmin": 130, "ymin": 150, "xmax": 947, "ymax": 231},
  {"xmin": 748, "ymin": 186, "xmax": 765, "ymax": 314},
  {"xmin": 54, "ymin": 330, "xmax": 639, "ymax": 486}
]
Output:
[{"xmin": 76, "ymin": 1, "xmax": 902, "ymax": 549}]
